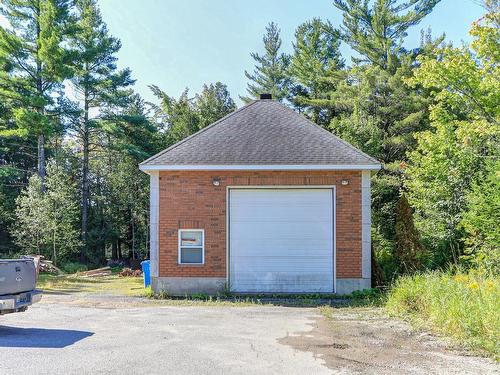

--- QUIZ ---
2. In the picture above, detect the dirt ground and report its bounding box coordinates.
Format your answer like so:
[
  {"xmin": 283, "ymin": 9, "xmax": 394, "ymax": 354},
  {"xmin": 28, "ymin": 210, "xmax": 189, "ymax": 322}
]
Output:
[{"xmin": 281, "ymin": 307, "xmax": 498, "ymax": 374}]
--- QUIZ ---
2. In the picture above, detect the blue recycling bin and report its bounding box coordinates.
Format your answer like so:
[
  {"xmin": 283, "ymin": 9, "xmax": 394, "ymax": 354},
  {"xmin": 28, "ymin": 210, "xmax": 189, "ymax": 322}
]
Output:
[{"xmin": 141, "ymin": 260, "xmax": 151, "ymax": 288}]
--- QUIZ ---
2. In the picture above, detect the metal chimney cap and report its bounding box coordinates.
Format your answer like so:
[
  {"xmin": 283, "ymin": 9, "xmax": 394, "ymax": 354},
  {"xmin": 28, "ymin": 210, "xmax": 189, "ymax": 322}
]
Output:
[{"xmin": 259, "ymin": 93, "xmax": 272, "ymax": 100}]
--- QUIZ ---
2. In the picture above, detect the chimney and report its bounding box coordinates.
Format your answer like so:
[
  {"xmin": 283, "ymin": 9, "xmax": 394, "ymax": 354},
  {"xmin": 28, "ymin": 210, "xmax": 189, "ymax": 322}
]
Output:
[{"xmin": 259, "ymin": 93, "xmax": 272, "ymax": 100}]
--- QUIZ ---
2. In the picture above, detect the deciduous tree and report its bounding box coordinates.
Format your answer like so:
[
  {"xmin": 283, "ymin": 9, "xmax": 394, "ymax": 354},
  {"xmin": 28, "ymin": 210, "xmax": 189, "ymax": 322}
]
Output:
[{"xmin": 405, "ymin": 8, "xmax": 499, "ymax": 265}]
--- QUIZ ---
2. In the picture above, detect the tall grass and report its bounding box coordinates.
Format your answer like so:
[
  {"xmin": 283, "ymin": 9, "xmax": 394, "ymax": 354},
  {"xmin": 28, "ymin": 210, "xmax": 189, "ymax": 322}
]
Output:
[{"xmin": 386, "ymin": 270, "xmax": 499, "ymax": 359}]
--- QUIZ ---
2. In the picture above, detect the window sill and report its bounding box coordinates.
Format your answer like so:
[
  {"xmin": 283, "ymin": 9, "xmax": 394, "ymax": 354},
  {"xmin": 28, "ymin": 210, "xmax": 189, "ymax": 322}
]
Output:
[{"xmin": 177, "ymin": 263, "xmax": 205, "ymax": 267}]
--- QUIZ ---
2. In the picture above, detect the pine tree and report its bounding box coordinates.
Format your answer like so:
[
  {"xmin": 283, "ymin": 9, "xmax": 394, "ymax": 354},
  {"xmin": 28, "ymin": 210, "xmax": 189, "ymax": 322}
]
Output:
[
  {"xmin": 0, "ymin": 0, "xmax": 72, "ymax": 189},
  {"xmin": 333, "ymin": 0, "xmax": 442, "ymax": 72},
  {"xmin": 289, "ymin": 18, "xmax": 344, "ymax": 126},
  {"xmin": 241, "ymin": 22, "xmax": 291, "ymax": 103},
  {"xmin": 326, "ymin": 0, "xmax": 442, "ymax": 278},
  {"xmin": 68, "ymin": 0, "xmax": 134, "ymax": 260}
]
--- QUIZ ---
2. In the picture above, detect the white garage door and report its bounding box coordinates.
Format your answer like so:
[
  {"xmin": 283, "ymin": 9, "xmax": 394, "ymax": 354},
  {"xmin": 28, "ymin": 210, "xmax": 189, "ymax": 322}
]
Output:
[{"xmin": 229, "ymin": 188, "xmax": 334, "ymax": 293}]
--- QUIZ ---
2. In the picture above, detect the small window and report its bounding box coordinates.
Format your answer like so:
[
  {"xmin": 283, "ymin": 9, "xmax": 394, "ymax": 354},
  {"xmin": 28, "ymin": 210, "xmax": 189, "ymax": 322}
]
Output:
[{"xmin": 178, "ymin": 229, "xmax": 204, "ymax": 264}]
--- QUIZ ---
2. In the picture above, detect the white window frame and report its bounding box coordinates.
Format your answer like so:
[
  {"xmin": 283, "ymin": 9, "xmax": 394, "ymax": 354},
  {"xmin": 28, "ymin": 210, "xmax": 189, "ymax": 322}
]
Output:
[{"xmin": 178, "ymin": 229, "xmax": 205, "ymax": 265}]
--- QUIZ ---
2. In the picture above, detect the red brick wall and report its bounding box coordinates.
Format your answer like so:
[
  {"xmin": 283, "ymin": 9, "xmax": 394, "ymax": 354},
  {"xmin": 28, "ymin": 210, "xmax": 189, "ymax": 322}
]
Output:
[{"xmin": 158, "ymin": 170, "xmax": 362, "ymax": 279}]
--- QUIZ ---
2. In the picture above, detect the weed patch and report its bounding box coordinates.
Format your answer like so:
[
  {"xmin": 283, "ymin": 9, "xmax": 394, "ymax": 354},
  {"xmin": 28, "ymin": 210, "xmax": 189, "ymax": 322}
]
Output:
[{"xmin": 386, "ymin": 271, "xmax": 499, "ymax": 360}]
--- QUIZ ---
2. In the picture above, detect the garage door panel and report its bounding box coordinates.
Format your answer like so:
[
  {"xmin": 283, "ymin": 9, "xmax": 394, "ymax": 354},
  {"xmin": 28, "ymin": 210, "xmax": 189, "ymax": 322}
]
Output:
[
  {"xmin": 231, "ymin": 247, "xmax": 333, "ymax": 257},
  {"xmin": 229, "ymin": 189, "xmax": 334, "ymax": 293},
  {"xmin": 231, "ymin": 224, "xmax": 331, "ymax": 243},
  {"xmin": 231, "ymin": 208, "xmax": 331, "ymax": 221}
]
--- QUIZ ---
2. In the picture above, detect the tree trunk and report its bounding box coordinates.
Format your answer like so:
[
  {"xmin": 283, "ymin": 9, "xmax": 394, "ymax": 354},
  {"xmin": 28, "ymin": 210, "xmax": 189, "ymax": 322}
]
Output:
[
  {"xmin": 53, "ymin": 227, "xmax": 57, "ymax": 266},
  {"xmin": 371, "ymin": 244, "xmax": 384, "ymax": 288},
  {"xmin": 35, "ymin": 9, "xmax": 46, "ymax": 192},
  {"xmin": 81, "ymin": 83, "xmax": 90, "ymax": 263},
  {"xmin": 131, "ymin": 209, "xmax": 136, "ymax": 260},
  {"xmin": 112, "ymin": 241, "xmax": 118, "ymax": 260},
  {"xmin": 118, "ymin": 240, "xmax": 122, "ymax": 259},
  {"xmin": 38, "ymin": 134, "xmax": 46, "ymax": 191}
]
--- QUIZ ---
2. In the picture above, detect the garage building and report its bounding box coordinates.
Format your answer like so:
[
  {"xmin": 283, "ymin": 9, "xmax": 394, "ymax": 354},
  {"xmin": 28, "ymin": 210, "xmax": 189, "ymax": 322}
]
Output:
[{"xmin": 139, "ymin": 95, "xmax": 380, "ymax": 295}]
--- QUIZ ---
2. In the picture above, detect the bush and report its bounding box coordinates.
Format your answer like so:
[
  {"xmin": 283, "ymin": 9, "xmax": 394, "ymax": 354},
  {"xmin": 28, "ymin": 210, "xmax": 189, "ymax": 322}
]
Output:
[
  {"xmin": 386, "ymin": 271, "xmax": 499, "ymax": 359},
  {"xmin": 61, "ymin": 262, "xmax": 88, "ymax": 274}
]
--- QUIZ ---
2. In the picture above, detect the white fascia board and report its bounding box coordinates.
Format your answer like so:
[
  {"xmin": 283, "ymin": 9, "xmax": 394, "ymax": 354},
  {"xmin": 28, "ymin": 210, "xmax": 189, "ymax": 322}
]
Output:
[{"xmin": 139, "ymin": 164, "xmax": 381, "ymax": 172}]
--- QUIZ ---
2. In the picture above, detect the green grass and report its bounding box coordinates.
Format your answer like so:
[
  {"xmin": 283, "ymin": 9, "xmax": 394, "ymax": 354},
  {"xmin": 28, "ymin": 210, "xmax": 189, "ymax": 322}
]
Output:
[
  {"xmin": 37, "ymin": 274, "xmax": 260, "ymax": 306},
  {"xmin": 37, "ymin": 273, "xmax": 385, "ymax": 308},
  {"xmin": 386, "ymin": 271, "xmax": 500, "ymax": 360},
  {"xmin": 37, "ymin": 273, "xmax": 146, "ymax": 297}
]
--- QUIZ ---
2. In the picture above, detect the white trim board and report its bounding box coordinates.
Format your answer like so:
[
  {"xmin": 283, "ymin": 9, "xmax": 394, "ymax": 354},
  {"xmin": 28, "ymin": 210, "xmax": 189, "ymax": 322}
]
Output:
[
  {"xmin": 149, "ymin": 172, "xmax": 160, "ymax": 278},
  {"xmin": 140, "ymin": 164, "xmax": 381, "ymax": 172},
  {"xmin": 361, "ymin": 171, "xmax": 372, "ymax": 281}
]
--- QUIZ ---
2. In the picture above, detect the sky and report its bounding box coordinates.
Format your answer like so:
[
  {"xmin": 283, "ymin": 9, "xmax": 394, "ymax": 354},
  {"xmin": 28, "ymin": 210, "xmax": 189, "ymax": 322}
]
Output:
[{"xmin": 0, "ymin": 0, "xmax": 486, "ymax": 106}]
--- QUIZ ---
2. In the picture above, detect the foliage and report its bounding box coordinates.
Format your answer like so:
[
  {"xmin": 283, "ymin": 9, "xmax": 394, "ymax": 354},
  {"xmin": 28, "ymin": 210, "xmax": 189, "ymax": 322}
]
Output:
[
  {"xmin": 394, "ymin": 194, "xmax": 427, "ymax": 272},
  {"xmin": 386, "ymin": 270, "xmax": 500, "ymax": 359},
  {"xmin": 285, "ymin": 1, "xmax": 443, "ymax": 281},
  {"xmin": 241, "ymin": 22, "xmax": 291, "ymax": 103},
  {"xmin": 405, "ymin": 8, "xmax": 500, "ymax": 266},
  {"xmin": 195, "ymin": 82, "xmax": 236, "ymax": 129},
  {"xmin": 330, "ymin": 64, "xmax": 430, "ymax": 163},
  {"xmin": 62, "ymin": 261, "xmax": 88, "ymax": 274},
  {"xmin": 288, "ymin": 18, "xmax": 344, "ymax": 126},
  {"xmin": 11, "ymin": 174, "xmax": 46, "ymax": 255},
  {"xmin": 150, "ymin": 82, "xmax": 235, "ymax": 147},
  {"xmin": 460, "ymin": 160, "xmax": 500, "ymax": 273},
  {"xmin": 68, "ymin": 0, "xmax": 135, "ymax": 261},
  {"xmin": 12, "ymin": 159, "xmax": 81, "ymax": 264},
  {"xmin": 0, "ymin": 0, "xmax": 73, "ymax": 184},
  {"xmin": 327, "ymin": 59, "xmax": 432, "ymax": 280},
  {"xmin": 333, "ymin": 0, "xmax": 442, "ymax": 72}
]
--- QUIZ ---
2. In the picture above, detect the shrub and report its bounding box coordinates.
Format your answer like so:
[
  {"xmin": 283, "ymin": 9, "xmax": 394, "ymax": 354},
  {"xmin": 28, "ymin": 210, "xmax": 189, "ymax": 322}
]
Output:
[{"xmin": 386, "ymin": 271, "xmax": 500, "ymax": 359}]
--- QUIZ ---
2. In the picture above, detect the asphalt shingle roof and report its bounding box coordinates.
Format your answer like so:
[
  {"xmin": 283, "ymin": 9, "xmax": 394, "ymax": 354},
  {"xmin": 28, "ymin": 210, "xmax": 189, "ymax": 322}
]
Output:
[{"xmin": 140, "ymin": 99, "xmax": 380, "ymax": 167}]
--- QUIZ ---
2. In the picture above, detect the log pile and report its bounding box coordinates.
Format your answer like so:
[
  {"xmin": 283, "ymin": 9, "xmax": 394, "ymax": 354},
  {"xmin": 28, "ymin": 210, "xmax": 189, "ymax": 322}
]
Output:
[
  {"xmin": 77, "ymin": 266, "xmax": 112, "ymax": 277},
  {"xmin": 22, "ymin": 255, "xmax": 63, "ymax": 274}
]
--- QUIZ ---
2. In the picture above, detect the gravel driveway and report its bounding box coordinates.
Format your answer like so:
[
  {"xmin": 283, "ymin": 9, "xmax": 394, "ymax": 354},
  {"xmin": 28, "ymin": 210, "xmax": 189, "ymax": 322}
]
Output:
[{"xmin": 0, "ymin": 294, "xmax": 497, "ymax": 375}]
